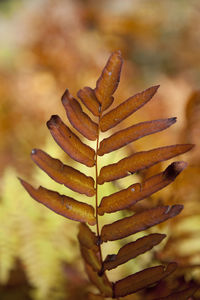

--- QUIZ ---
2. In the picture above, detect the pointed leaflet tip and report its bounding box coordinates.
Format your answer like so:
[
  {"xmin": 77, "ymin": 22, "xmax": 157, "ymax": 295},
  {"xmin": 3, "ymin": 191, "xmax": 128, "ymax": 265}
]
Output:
[
  {"xmin": 98, "ymin": 161, "xmax": 187, "ymax": 214},
  {"xmin": 20, "ymin": 178, "xmax": 96, "ymax": 225},
  {"xmin": 101, "ymin": 205, "xmax": 183, "ymax": 242},
  {"xmin": 98, "ymin": 118, "xmax": 178, "ymax": 156},
  {"xmin": 61, "ymin": 88, "xmax": 70, "ymax": 105},
  {"xmin": 98, "ymin": 144, "xmax": 194, "ymax": 184},
  {"xmin": 168, "ymin": 116, "xmax": 177, "ymax": 123},
  {"xmin": 31, "ymin": 149, "xmax": 95, "ymax": 196},
  {"xmin": 154, "ymin": 84, "xmax": 160, "ymax": 90},
  {"xmin": 100, "ymin": 85, "xmax": 160, "ymax": 132}
]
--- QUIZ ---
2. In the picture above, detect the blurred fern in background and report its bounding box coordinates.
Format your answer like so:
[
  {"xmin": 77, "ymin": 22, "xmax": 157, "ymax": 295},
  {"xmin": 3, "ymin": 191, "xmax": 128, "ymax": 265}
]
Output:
[{"xmin": 0, "ymin": 0, "xmax": 200, "ymax": 299}]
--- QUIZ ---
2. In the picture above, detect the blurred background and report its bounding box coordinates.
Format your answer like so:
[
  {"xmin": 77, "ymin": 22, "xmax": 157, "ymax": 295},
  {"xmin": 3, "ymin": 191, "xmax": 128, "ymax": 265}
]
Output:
[{"xmin": 0, "ymin": 0, "xmax": 200, "ymax": 299}]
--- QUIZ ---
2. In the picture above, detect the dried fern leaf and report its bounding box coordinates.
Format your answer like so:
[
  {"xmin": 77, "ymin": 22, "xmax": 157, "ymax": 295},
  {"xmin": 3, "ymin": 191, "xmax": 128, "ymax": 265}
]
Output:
[
  {"xmin": 78, "ymin": 223, "xmax": 98, "ymax": 252},
  {"xmin": 98, "ymin": 161, "xmax": 187, "ymax": 215},
  {"xmin": 21, "ymin": 51, "xmax": 194, "ymax": 299},
  {"xmin": 80, "ymin": 246, "xmax": 101, "ymax": 272},
  {"xmin": 101, "ymin": 205, "xmax": 183, "ymax": 242},
  {"xmin": 113, "ymin": 262, "xmax": 177, "ymax": 297},
  {"xmin": 98, "ymin": 183, "xmax": 141, "ymax": 215},
  {"xmin": 19, "ymin": 179, "xmax": 96, "ymax": 225},
  {"xmin": 100, "ymin": 85, "xmax": 159, "ymax": 132},
  {"xmin": 47, "ymin": 115, "xmax": 95, "ymax": 167},
  {"xmin": 101, "ymin": 233, "xmax": 166, "ymax": 272},
  {"xmin": 95, "ymin": 50, "xmax": 122, "ymax": 112},
  {"xmin": 31, "ymin": 149, "xmax": 95, "ymax": 196},
  {"xmin": 85, "ymin": 264, "xmax": 113, "ymax": 297},
  {"xmin": 62, "ymin": 89, "xmax": 98, "ymax": 140},
  {"xmin": 98, "ymin": 118, "xmax": 176, "ymax": 156},
  {"xmin": 88, "ymin": 293, "xmax": 105, "ymax": 300},
  {"xmin": 98, "ymin": 144, "xmax": 193, "ymax": 184},
  {"xmin": 77, "ymin": 87, "xmax": 100, "ymax": 116},
  {"xmin": 156, "ymin": 285, "xmax": 199, "ymax": 300}
]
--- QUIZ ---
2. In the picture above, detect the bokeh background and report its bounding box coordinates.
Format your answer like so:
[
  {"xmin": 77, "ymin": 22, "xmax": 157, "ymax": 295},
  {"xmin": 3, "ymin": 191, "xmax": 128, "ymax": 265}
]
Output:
[{"xmin": 0, "ymin": 0, "xmax": 200, "ymax": 299}]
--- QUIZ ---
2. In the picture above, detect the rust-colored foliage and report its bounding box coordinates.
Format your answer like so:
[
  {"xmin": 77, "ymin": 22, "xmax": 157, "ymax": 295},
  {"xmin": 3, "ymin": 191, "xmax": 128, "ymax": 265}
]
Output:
[
  {"xmin": 98, "ymin": 118, "xmax": 177, "ymax": 155},
  {"xmin": 156, "ymin": 285, "xmax": 199, "ymax": 300},
  {"xmin": 101, "ymin": 233, "xmax": 166, "ymax": 272},
  {"xmin": 31, "ymin": 149, "xmax": 95, "ymax": 196},
  {"xmin": 113, "ymin": 263, "xmax": 177, "ymax": 297},
  {"xmin": 20, "ymin": 51, "xmax": 198, "ymax": 299},
  {"xmin": 20, "ymin": 179, "xmax": 96, "ymax": 225},
  {"xmin": 95, "ymin": 50, "xmax": 122, "ymax": 112},
  {"xmin": 47, "ymin": 115, "xmax": 95, "ymax": 167},
  {"xmin": 98, "ymin": 161, "xmax": 187, "ymax": 214},
  {"xmin": 85, "ymin": 263, "xmax": 113, "ymax": 297},
  {"xmin": 101, "ymin": 205, "xmax": 183, "ymax": 242},
  {"xmin": 98, "ymin": 145, "xmax": 192, "ymax": 184},
  {"xmin": 62, "ymin": 89, "xmax": 98, "ymax": 140}
]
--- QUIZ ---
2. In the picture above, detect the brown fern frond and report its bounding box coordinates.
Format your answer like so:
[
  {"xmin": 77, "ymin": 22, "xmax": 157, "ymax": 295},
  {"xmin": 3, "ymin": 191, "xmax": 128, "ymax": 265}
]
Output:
[
  {"xmin": 20, "ymin": 51, "xmax": 196, "ymax": 299},
  {"xmin": 101, "ymin": 233, "xmax": 166, "ymax": 273}
]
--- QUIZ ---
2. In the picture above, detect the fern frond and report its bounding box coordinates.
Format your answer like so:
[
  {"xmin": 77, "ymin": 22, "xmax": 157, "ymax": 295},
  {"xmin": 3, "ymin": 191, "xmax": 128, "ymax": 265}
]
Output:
[
  {"xmin": 2, "ymin": 167, "xmax": 80, "ymax": 300},
  {"xmin": 21, "ymin": 51, "xmax": 195, "ymax": 299}
]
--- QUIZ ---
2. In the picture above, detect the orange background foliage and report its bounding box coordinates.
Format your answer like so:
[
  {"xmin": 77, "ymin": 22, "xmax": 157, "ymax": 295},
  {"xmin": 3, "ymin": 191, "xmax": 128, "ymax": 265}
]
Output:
[{"xmin": 0, "ymin": 0, "xmax": 200, "ymax": 299}]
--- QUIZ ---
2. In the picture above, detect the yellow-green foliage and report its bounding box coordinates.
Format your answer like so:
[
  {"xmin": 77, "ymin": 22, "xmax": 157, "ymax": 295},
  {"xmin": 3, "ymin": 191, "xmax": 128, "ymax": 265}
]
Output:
[
  {"xmin": 0, "ymin": 137, "xmax": 160, "ymax": 299},
  {"xmin": 0, "ymin": 141, "xmax": 80, "ymax": 300},
  {"xmin": 1, "ymin": 136, "xmax": 199, "ymax": 299}
]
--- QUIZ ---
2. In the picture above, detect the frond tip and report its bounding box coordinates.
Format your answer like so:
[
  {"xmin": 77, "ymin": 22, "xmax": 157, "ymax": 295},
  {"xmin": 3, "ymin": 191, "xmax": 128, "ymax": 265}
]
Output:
[
  {"xmin": 95, "ymin": 50, "xmax": 123, "ymax": 112},
  {"xmin": 98, "ymin": 118, "xmax": 177, "ymax": 156}
]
